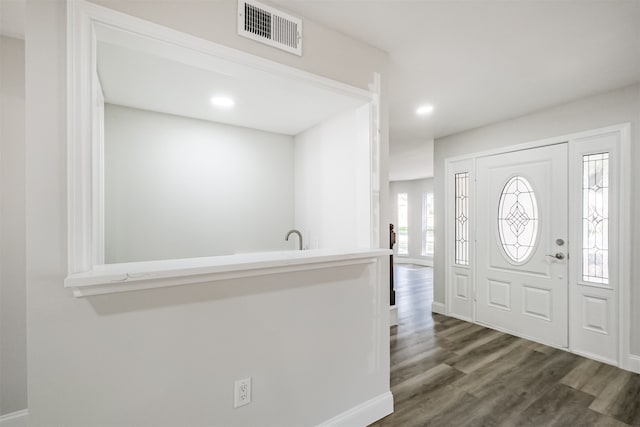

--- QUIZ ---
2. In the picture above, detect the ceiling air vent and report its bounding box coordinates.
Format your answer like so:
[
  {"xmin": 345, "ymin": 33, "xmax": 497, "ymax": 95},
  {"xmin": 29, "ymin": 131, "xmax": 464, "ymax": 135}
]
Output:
[{"xmin": 238, "ymin": 0, "xmax": 302, "ymax": 56}]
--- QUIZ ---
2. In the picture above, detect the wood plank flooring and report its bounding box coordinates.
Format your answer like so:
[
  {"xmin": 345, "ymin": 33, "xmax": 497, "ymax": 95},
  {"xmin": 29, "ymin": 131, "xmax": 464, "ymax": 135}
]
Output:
[{"xmin": 371, "ymin": 264, "xmax": 640, "ymax": 427}]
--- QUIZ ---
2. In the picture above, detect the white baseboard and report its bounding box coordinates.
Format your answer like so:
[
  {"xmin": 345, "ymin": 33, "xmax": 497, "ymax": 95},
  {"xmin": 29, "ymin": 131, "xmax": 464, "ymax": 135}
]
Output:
[
  {"xmin": 0, "ymin": 410, "xmax": 28, "ymax": 427},
  {"xmin": 448, "ymin": 312, "xmax": 473, "ymax": 323},
  {"xmin": 571, "ymin": 349, "xmax": 618, "ymax": 367},
  {"xmin": 394, "ymin": 257, "xmax": 433, "ymax": 267},
  {"xmin": 624, "ymin": 354, "xmax": 640, "ymax": 374},
  {"xmin": 316, "ymin": 391, "xmax": 393, "ymax": 427},
  {"xmin": 475, "ymin": 320, "xmax": 640, "ymax": 375},
  {"xmin": 431, "ymin": 301, "xmax": 445, "ymax": 315},
  {"xmin": 390, "ymin": 305, "xmax": 398, "ymax": 327}
]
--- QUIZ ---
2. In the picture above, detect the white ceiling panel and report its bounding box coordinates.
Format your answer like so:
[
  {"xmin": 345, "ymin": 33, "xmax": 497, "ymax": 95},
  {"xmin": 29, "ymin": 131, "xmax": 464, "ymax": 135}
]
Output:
[
  {"xmin": 97, "ymin": 41, "xmax": 367, "ymax": 136},
  {"xmin": 274, "ymin": 0, "xmax": 640, "ymax": 178}
]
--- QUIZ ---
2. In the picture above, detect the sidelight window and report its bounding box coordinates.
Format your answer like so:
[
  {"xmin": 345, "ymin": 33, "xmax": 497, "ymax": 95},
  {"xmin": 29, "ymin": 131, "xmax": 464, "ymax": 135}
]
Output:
[
  {"xmin": 454, "ymin": 173, "xmax": 469, "ymax": 265},
  {"xmin": 582, "ymin": 153, "xmax": 609, "ymax": 284}
]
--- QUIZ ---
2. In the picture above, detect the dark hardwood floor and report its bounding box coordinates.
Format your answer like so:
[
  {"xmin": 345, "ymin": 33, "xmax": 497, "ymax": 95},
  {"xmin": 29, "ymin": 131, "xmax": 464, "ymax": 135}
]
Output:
[{"xmin": 372, "ymin": 264, "xmax": 640, "ymax": 427}]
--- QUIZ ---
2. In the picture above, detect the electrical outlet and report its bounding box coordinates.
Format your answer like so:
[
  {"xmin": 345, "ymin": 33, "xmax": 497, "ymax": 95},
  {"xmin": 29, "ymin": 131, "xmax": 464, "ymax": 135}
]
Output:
[{"xmin": 234, "ymin": 377, "xmax": 251, "ymax": 408}]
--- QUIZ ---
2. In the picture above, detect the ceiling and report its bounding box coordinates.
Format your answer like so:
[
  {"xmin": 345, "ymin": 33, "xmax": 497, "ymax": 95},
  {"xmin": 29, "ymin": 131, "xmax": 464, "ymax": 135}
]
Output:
[
  {"xmin": 4, "ymin": 0, "xmax": 640, "ymax": 179},
  {"xmin": 98, "ymin": 41, "xmax": 367, "ymax": 136},
  {"xmin": 273, "ymin": 0, "xmax": 640, "ymax": 179}
]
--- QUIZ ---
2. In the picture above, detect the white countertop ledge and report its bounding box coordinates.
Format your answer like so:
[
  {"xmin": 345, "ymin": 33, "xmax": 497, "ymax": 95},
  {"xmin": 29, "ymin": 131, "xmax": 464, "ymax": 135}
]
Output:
[{"xmin": 65, "ymin": 248, "xmax": 392, "ymax": 297}]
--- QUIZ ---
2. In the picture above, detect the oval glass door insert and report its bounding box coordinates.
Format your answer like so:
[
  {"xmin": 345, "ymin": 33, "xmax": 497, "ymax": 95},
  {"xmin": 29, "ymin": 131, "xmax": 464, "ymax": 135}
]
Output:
[{"xmin": 497, "ymin": 176, "xmax": 539, "ymax": 263}]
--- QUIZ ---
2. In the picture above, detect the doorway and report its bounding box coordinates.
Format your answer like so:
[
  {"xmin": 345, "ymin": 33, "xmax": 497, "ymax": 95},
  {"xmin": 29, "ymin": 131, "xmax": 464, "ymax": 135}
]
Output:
[
  {"xmin": 443, "ymin": 124, "xmax": 632, "ymax": 369},
  {"xmin": 475, "ymin": 143, "xmax": 568, "ymax": 348}
]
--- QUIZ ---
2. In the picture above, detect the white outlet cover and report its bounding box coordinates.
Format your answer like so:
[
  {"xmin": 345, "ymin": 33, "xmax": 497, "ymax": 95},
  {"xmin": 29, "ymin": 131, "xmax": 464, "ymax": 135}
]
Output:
[{"xmin": 234, "ymin": 377, "xmax": 251, "ymax": 408}]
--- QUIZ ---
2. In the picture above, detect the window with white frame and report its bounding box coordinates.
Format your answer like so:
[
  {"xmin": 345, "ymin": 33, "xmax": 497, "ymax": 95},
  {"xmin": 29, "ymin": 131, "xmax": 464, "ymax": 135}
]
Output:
[
  {"xmin": 454, "ymin": 172, "xmax": 469, "ymax": 266},
  {"xmin": 397, "ymin": 193, "xmax": 408, "ymax": 255},
  {"xmin": 582, "ymin": 152, "xmax": 609, "ymax": 284},
  {"xmin": 422, "ymin": 192, "xmax": 434, "ymax": 256}
]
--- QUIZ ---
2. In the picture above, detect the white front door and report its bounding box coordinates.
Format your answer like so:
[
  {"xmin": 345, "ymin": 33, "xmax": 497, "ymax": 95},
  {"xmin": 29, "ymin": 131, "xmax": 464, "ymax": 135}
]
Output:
[{"xmin": 476, "ymin": 143, "xmax": 568, "ymax": 348}]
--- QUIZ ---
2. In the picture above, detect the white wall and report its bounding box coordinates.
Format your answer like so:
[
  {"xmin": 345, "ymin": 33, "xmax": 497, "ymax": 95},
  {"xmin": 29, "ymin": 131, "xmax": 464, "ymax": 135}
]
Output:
[
  {"xmin": 104, "ymin": 104, "xmax": 295, "ymax": 263},
  {"xmin": 388, "ymin": 139, "xmax": 434, "ymax": 182},
  {"xmin": 389, "ymin": 178, "xmax": 434, "ymax": 265},
  {"xmin": 294, "ymin": 105, "xmax": 371, "ymax": 251},
  {"xmin": 434, "ymin": 84, "xmax": 640, "ymax": 357},
  {"xmin": 89, "ymin": 0, "xmax": 386, "ymax": 93},
  {"xmin": 0, "ymin": 35, "xmax": 27, "ymax": 416},
  {"xmin": 25, "ymin": 1, "xmax": 390, "ymax": 426}
]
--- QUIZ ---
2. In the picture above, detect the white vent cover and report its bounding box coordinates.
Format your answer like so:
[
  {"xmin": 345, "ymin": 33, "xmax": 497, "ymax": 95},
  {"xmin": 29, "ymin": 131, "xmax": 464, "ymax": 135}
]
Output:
[{"xmin": 238, "ymin": 0, "xmax": 302, "ymax": 56}]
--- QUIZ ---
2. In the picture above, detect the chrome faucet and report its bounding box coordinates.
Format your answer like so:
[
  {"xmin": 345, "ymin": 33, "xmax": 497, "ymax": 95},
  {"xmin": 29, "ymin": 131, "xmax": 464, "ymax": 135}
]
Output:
[{"xmin": 285, "ymin": 229, "xmax": 303, "ymax": 251}]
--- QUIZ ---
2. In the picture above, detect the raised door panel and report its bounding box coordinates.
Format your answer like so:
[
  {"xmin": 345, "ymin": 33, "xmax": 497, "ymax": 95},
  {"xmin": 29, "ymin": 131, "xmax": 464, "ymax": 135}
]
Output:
[{"xmin": 476, "ymin": 144, "xmax": 568, "ymax": 348}]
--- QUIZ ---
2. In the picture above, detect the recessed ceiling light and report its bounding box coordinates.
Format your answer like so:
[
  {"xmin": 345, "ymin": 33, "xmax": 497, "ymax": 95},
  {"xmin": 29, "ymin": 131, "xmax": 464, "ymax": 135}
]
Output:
[
  {"xmin": 416, "ymin": 105, "xmax": 434, "ymax": 115},
  {"xmin": 210, "ymin": 96, "xmax": 235, "ymax": 108}
]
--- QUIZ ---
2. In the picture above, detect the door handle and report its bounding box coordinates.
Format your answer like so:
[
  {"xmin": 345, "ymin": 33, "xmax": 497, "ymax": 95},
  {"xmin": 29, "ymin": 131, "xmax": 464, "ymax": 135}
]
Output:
[{"xmin": 546, "ymin": 252, "xmax": 565, "ymax": 260}]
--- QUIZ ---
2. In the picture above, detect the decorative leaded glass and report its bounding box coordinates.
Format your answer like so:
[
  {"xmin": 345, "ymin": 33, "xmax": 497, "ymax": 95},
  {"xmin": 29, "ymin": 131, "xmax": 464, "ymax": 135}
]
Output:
[
  {"xmin": 582, "ymin": 153, "xmax": 609, "ymax": 284},
  {"xmin": 454, "ymin": 173, "xmax": 469, "ymax": 266},
  {"xmin": 497, "ymin": 176, "xmax": 539, "ymax": 263}
]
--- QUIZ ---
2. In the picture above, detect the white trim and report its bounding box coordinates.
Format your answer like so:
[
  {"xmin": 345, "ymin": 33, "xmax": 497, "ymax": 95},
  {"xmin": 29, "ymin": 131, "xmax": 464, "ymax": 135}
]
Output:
[
  {"xmin": 368, "ymin": 73, "xmax": 382, "ymax": 249},
  {"xmin": 443, "ymin": 123, "xmax": 628, "ymax": 164},
  {"xmin": 390, "ymin": 305, "xmax": 398, "ymax": 326},
  {"xmin": 447, "ymin": 312, "xmax": 473, "ymax": 323},
  {"xmin": 617, "ymin": 124, "xmax": 633, "ymax": 373},
  {"xmin": 316, "ymin": 391, "xmax": 393, "ymax": 427},
  {"xmin": 475, "ymin": 320, "xmax": 569, "ymax": 352},
  {"xmin": 478, "ymin": 319, "xmax": 628, "ymax": 371},
  {"xmin": 68, "ymin": 0, "xmax": 94, "ymax": 274},
  {"xmin": 65, "ymin": 249, "xmax": 391, "ymax": 297},
  {"xmin": 394, "ymin": 257, "xmax": 433, "ymax": 267},
  {"xmin": 572, "ymin": 349, "xmax": 618, "ymax": 367},
  {"xmin": 625, "ymin": 355, "xmax": 640, "ymax": 374},
  {"xmin": 567, "ymin": 127, "xmax": 626, "ymax": 366},
  {"xmin": 67, "ymin": 0, "xmax": 381, "ymax": 294},
  {"xmin": 431, "ymin": 301, "xmax": 446, "ymax": 315},
  {"xmin": 444, "ymin": 160, "xmax": 475, "ymax": 320},
  {"xmin": 92, "ymin": 72, "xmax": 105, "ymax": 265},
  {"xmin": 0, "ymin": 410, "xmax": 28, "ymax": 427}
]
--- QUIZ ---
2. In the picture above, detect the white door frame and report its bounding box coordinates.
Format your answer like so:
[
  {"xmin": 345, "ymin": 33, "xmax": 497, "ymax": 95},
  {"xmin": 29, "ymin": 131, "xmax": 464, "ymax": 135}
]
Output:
[{"xmin": 443, "ymin": 123, "xmax": 635, "ymax": 373}]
